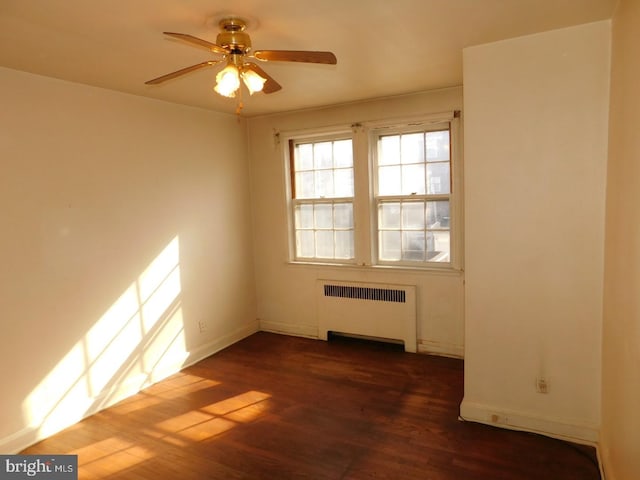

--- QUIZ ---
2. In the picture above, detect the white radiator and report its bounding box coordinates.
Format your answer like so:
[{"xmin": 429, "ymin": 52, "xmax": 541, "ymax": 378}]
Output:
[{"xmin": 317, "ymin": 280, "xmax": 417, "ymax": 352}]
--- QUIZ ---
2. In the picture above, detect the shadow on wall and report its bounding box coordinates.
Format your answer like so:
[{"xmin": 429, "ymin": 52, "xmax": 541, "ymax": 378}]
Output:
[{"xmin": 22, "ymin": 236, "xmax": 190, "ymax": 439}]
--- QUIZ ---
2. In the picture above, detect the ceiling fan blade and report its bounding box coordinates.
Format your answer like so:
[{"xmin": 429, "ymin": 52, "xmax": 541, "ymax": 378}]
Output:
[
  {"xmin": 163, "ymin": 32, "xmax": 229, "ymax": 55},
  {"xmin": 253, "ymin": 50, "xmax": 337, "ymax": 65},
  {"xmin": 243, "ymin": 62, "xmax": 282, "ymax": 94},
  {"xmin": 145, "ymin": 60, "xmax": 221, "ymax": 85}
]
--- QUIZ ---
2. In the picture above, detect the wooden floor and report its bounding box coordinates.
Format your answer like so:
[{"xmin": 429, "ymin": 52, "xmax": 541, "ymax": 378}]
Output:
[{"xmin": 23, "ymin": 332, "xmax": 600, "ymax": 479}]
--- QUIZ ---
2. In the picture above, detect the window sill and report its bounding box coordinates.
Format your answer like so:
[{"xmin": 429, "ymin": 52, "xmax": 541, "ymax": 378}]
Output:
[{"xmin": 286, "ymin": 260, "xmax": 463, "ymax": 276}]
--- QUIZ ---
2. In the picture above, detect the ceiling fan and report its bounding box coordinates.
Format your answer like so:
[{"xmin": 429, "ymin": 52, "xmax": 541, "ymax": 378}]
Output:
[{"xmin": 146, "ymin": 17, "xmax": 337, "ymax": 101}]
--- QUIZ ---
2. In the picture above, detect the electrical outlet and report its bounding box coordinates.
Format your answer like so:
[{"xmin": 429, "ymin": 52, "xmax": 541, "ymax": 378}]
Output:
[
  {"xmin": 198, "ymin": 321, "xmax": 207, "ymax": 333},
  {"xmin": 536, "ymin": 377, "xmax": 549, "ymax": 394}
]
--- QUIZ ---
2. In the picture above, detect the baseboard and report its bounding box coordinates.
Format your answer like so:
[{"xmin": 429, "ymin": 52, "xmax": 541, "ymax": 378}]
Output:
[
  {"xmin": 259, "ymin": 321, "xmax": 464, "ymax": 358},
  {"xmin": 183, "ymin": 320, "xmax": 260, "ymax": 368},
  {"xmin": 259, "ymin": 319, "xmax": 318, "ymax": 339},
  {"xmin": 418, "ymin": 340, "xmax": 464, "ymax": 359},
  {"xmin": 597, "ymin": 442, "xmax": 608, "ymax": 480},
  {"xmin": 1, "ymin": 320, "xmax": 259, "ymax": 454},
  {"xmin": 0, "ymin": 426, "xmax": 40, "ymax": 455},
  {"xmin": 459, "ymin": 399, "xmax": 600, "ymax": 445}
]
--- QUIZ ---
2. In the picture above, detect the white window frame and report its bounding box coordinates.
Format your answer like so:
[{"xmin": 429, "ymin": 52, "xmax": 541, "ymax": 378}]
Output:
[
  {"xmin": 286, "ymin": 130, "xmax": 357, "ymax": 265},
  {"xmin": 282, "ymin": 112, "xmax": 462, "ymax": 271},
  {"xmin": 370, "ymin": 119, "xmax": 458, "ymax": 269}
]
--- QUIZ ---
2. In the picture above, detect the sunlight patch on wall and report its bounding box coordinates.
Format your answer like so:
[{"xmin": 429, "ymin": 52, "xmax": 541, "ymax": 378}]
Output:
[{"xmin": 23, "ymin": 236, "xmax": 190, "ymax": 438}]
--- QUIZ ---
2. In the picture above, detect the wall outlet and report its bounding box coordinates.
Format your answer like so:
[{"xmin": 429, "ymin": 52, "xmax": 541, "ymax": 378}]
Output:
[
  {"xmin": 536, "ymin": 377, "xmax": 549, "ymax": 394},
  {"xmin": 198, "ymin": 321, "xmax": 207, "ymax": 333}
]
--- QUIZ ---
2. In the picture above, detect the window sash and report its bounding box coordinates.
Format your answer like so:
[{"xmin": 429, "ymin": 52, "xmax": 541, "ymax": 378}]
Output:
[
  {"xmin": 292, "ymin": 198, "xmax": 355, "ymax": 262},
  {"xmin": 375, "ymin": 198, "xmax": 451, "ymax": 265},
  {"xmin": 290, "ymin": 137, "xmax": 354, "ymax": 200},
  {"xmin": 372, "ymin": 124, "xmax": 453, "ymax": 266}
]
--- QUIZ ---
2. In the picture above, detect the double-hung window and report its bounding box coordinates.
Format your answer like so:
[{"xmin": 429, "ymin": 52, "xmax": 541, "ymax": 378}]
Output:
[
  {"xmin": 286, "ymin": 112, "xmax": 460, "ymax": 269},
  {"xmin": 289, "ymin": 136, "xmax": 355, "ymax": 262},
  {"xmin": 374, "ymin": 124, "xmax": 452, "ymax": 265}
]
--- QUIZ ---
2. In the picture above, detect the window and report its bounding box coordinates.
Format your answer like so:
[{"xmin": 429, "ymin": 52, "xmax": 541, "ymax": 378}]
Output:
[
  {"xmin": 375, "ymin": 126, "xmax": 452, "ymax": 264},
  {"xmin": 286, "ymin": 112, "xmax": 460, "ymax": 269},
  {"xmin": 289, "ymin": 137, "xmax": 355, "ymax": 262}
]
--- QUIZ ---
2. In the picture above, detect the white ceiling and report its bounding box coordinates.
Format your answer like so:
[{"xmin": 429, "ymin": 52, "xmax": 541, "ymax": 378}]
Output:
[{"xmin": 0, "ymin": 0, "xmax": 616, "ymax": 117}]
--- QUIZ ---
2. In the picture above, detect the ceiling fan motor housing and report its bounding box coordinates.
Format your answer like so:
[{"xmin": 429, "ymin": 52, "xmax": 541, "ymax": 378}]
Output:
[{"xmin": 217, "ymin": 18, "xmax": 251, "ymax": 54}]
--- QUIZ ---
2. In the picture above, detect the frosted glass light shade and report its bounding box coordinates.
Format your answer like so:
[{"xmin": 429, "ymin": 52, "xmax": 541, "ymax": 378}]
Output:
[
  {"xmin": 241, "ymin": 69, "xmax": 266, "ymax": 95},
  {"xmin": 214, "ymin": 65, "xmax": 240, "ymax": 98}
]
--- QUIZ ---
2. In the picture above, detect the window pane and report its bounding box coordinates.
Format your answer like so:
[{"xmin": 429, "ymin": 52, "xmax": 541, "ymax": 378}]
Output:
[
  {"xmin": 427, "ymin": 162, "xmax": 451, "ymax": 195},
  {"xmin": 378, "ymin": 165, "xmax": 401, "ymax": 195},
  {"xmin": 314, "ymin": 204, "xmax": 333, "ymax": 229},
  {"xmin": 379, "ymin": 203, "xmax": 400, "ymax": 229},
  {"xmin": 379, "ymin": 136, "xmax": 400, "ymax": 165},
  {"xmin": 314, "ymin": 142, "xmax": 333, "ymax": 169},
  {"xmin": 334, "ymin": 168, "xmax": 354, "ymax": 197},
  {"xmin": 315, "ymin": 231, "xmax": 334, "ymax": 258},
  {"xmin": 427, "ymin": 231, "xmax": 450, "ymax": 262},
  {"xmin": 334, "ymin": 140, "xmax": 353, "ymax": 168},
  {"xmin": 295, "ymin": 143, "xmax": 313, "ymax": 170},
  {"xmin": 401, "ymin": 164, "xmax": 425, "ymax": 195},
  {"xmin": 426, "ymin": 130, "xmax": 450, "ymax": 161},
  {"xmin": 379, "ymin": 230, "xmax": 401, "ymax": 261},
  {"xmin": 401, "ymin": 133, "xmax": 424, "ymax": 164},
  {"xmin": 402, "ymin": 202, "xmax": 425, "ymax": 229},
  {"xmin": 315, "ymin": 170, "xmax": 334, "ymax": 197},
  {"xmin": 335, "ymin": 231, "xmax": 354, "ymax": 259},
  {"xmin": 334, "ymin": 203, "xmax": 353, "ymax": 229},
  {"xmin": 426, "ymin": 201, "xmax": 450, "ymax": 228},
  {"xmin": 295, "ymin": 204, "xmax": 314, "ymax": 229},
  {"xmin": 296, "ymin": 171, "xmax": 315, "ymax": 198},
  {"xmin": 402, "ymin": 231, "xmax": 425, "ymax": 261},
  {"xmin": 296, "ymin": 230, "xmax": 315, "ymax": 258}
]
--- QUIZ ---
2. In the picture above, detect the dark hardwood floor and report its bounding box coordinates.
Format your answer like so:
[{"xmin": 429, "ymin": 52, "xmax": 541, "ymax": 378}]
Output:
[{"xmin": 22, "ymin": 332, "xmax": 600, "ymax": 479}]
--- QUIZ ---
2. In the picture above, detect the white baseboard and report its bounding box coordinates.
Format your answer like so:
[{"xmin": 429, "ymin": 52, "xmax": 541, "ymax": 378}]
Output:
[
  {"xmin": 259, "ymin": 321, "xmax": 464, "ymax": 359},
  {"xmin": 184, "ymin": 320, "xmax": 260, "ymax": 368},
  {"xmin": 597, "ymin": 442, "xmax": 608, "ymax": 480},
  {"xmin": 1, "ymin": 320, "xmax": 259, "ymax": 454},
  {"xmin": 0, "ymin": 427, "xmax": 40, "ymax": 455},
  {"xmin": 259, "ymin": 319, "xmax": 318, "ymax": 339},
  {"xmin": 459, "ymin": 399, "xmax": 600, "ymax": 445},
  {"xmin": 418, "ymin": 340, "xmax": 464, "ymax": 359}
]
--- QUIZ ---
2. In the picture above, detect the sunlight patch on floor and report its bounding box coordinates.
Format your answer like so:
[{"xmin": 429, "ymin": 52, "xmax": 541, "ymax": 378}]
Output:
[{"xmin": 148, "ymin": 389, "xmax": 272, "ymax": 443}]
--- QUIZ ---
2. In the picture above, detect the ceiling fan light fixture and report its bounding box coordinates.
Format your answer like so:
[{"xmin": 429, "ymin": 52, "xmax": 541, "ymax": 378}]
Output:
[
  {"xmin": 241, "ymin": 69, "xmax": 266, "ymax": 95},
  {"xmin": 214, "ymin": 64, "xmax": 240, "ymax": 97},
  {"xmin": 147, "ymin": 17, "xmax": 336, "ymax": 105}
]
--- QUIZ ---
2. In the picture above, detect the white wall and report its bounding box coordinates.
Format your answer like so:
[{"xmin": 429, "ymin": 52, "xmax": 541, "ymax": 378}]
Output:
[
  {"xmin": 461, "ymin": 22, "xmax": 610, "ymax": 442},
  {"xmin": 247, "ymin": 88, "xmax": 464, "ymax": 358},
  {"xmin": 601, "ymin": 0, "xmax": 640, "ymax": 477},
  {"xmin": 0, "ymin": 67, "xmax": 257, "ymax": 452}
]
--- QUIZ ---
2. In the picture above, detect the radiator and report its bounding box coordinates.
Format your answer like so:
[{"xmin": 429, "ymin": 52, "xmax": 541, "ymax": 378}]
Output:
[{"xmin": 317, "ymin": 280, "xmax": 417, "ymax": 352}]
